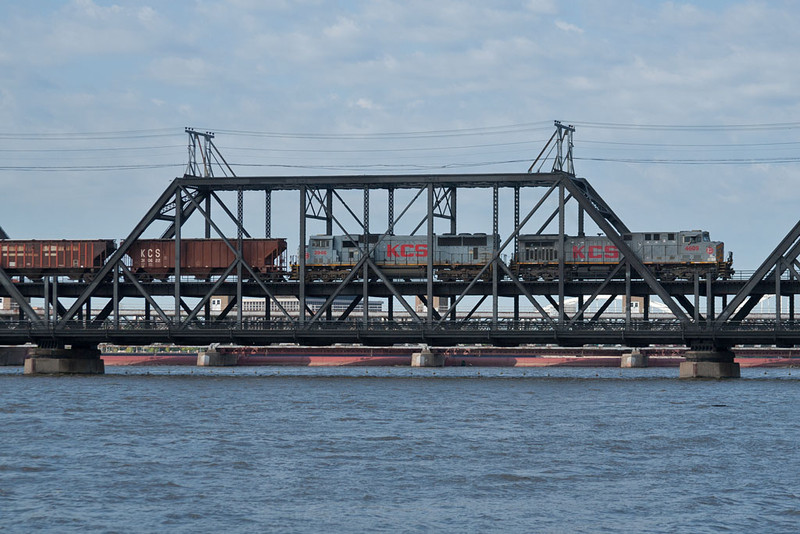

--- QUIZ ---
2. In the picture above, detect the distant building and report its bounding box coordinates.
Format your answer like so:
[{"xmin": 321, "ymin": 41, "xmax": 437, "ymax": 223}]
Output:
[
  {"xmin": 210, "ymin": 295, "xmax": 382, "ymax": 315},
  {"xmin": 415, "ymin": 296, "xmax": 449, "ymax": 314}
]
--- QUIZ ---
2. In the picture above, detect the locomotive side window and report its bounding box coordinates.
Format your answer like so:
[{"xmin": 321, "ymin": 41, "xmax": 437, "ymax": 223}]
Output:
[
  {"xmin": 473, "ymin": 247, "xmax": 478, "ymax": 260},
  {"xmin": 645, "ymin": 233, "xmax": 651, "ymax": 241},
  {"xmin": 623, "ymin": 234, "xmax": 632, "ymax": 241},
  {"xmin": 668, "ymin": 233, "xmax": 675, "ymax": 241},
  {"xmin": 653, "ymin": 233, "xmax": 660, "ymax": 240}
]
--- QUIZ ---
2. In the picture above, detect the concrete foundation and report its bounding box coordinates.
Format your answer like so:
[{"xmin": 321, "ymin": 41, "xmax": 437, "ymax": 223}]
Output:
[
  {"xmin": 411, "ymin": 347, "xmax": 444, "ymax": 367},
  {"xmin": 680, "ymin": 349, "xmax": 740, "ymax": 378},
  {"xmin": 24, "ymin": 347, "xmax": 104, "ymax": 375},
  {"xmin": 621, "ymin": 348, "xmax": 648, "ymax": 368},
  {"xmin": 197, "ymin": 350, "xmax": 238, "ymax": 367}
]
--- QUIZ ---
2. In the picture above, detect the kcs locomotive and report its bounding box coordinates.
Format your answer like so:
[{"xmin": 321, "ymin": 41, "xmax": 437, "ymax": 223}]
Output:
[{"xmin": 298, "ymin": 230, "xmax": 733, "ymax": 282}]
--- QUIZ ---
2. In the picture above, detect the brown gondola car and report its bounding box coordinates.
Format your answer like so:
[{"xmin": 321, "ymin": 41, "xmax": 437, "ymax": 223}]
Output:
[
  {"xmin": 0, "ymin": 239, "xmax": 116, "ymax": 280},
  {"xmin": 126, "ymin": 238, "xmax": 287, "ymax": 280}
]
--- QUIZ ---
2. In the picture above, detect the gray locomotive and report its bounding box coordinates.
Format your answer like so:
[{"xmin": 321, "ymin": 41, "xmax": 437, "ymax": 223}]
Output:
[
  {"xmin": 514, "ymin": 230, "xmax": 733, "ymax": 281},
  {"xmin": 298, "ymin": 233, "xmax": 496, "ymax": 281},
  {"xmin": 298, "ymin": 229, "xmax": 733, "ymax": 282}
]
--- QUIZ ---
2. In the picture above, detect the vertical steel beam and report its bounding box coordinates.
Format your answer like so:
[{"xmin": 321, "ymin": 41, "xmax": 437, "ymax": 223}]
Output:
[
  {"xmin": 44, "ymin": 276, "xmax": 49, "ymax": 324},
  {"xmin": 205, "ymin": 195, "xmax": 211, "ymax": 238},
  {"xmin": 52, "ymin": 276, "xmax": 58, "ymax": 324},
  {"xmin": 492, "ymin": 185, "xmax": 499, "ymax": 324},
  {"xmin": 237, "ymin": 186, "xmax": 244, "ymax": 328},
  {"xmin": 706, "ymin": 276, "xmax": 713, "ymax": 325},
  {"xmin": 113, "ymin": 262, "xmax": 119, "ymax": 330},
  {"xmin": 363, "ymin": 185, "xmax": 369, "ymax": 324},
  {"xmin": 693, "ymin": 273, "xmax": 700, "ymax": 324},
  {"xmin": 427, "ymin": 183, "xmax": 434, "ymax": 325},
  {"xmin": 175, "ymin": 190, "xmax": 182, "ymax": 325},
  {"xmin": 326, "ymin": 189, "xmax": 334, "ymax": 236},
  {"xmin": 450, "ymin": 187, "xmax": 457, "ymax": 234},
  {"xmin": 776, "ymin": 264, "xmax": 782, "ymax": 326},
  {"xmin": 450, "ymin": 187, "xmax": 459, "ymax": 318},
  {"xmin": 299, "ymin": 186, "xmax": 307, "ymax": 325},
  {"xmin": 558, "ymin": 181, "xmax": 565, "ymax": 325},
  {"xmin": 625, "ymin": 263, "xmax": 631, "ymax": 327},
  {"xmin": 265, "ymin": 189, "xmax": 272, "ymax": 238},
  {"xmin": 388, "ymin": 187, "xmax": 395, "ymax": 235},
  {"xmin": 513, "ymin": 186, "xmax": 520, "ymax": 320}
]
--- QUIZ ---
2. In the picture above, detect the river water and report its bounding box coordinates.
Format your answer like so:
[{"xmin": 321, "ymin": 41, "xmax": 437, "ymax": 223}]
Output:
[{"xmin": 1, "ymin": 366, "xmax": 799, "ymax": 533}]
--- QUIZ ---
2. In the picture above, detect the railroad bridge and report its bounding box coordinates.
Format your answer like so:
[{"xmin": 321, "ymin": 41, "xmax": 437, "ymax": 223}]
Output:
[{"xmin": 3, "ymin": 123, "xmax": 800, "ymax": 377}]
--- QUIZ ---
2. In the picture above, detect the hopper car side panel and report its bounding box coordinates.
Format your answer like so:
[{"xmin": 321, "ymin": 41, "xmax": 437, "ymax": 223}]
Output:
[
  {"xmin": 0, "ymin": 239, "xmax": 115, "ymax": 280},
  {"xmin": 126, "ymin": 238, "xmax": 287, "ymax": 280}
]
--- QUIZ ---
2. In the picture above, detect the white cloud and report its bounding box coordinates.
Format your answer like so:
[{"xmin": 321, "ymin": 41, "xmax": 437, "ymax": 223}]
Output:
[
  {"xmin": 323, "ymin": 16, "xmax": 359, "ymax": 39},
  {"xmin": 555, "ymin": 20, "xmax": 583, "ymax": 33},
  {"xmin": 351, "ymin": 98, "xmax": 381, "ymax": 111}
]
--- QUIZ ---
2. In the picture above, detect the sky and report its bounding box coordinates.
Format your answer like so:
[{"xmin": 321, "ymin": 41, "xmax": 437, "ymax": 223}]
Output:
[{"xmin": 2, "ymin": 0, "xmax": 800, "ymax": 271}]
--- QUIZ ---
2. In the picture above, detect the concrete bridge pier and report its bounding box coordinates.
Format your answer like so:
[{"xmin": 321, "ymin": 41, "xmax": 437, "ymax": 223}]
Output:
[
  {"xmin": 411, "ymin": 346, "xmax": 444, "ymax": 367},
  {"xmin": 680, "ymin": 347, "xmax": 740, "ymax": 379},
  {"xmin": 621, "ymin": 348, "xmax": 648, "ymax": 368},
  {"xmin": 24, "ymin": 346, "xmax": 104, "ymax": 375}
]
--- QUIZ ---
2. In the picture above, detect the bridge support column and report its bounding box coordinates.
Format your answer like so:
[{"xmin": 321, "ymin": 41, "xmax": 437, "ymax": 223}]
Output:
[
  {"xmin": 24, "ymin": 347, "xmax": 104, "ymax": 375},
  {"xmin": 621, "ymin": 348, "xmax": 648, "ymax": 368},
  {"xmin": 680, "ymin": 348, "xmax": 740, "ymax": 379},
  {"xmin": 197, "ymin": 349, "xmax": 238, "ymax": 367},
  {"xmin": 411, "ymin": 346, "xmax": 444, "ymax": 367}
]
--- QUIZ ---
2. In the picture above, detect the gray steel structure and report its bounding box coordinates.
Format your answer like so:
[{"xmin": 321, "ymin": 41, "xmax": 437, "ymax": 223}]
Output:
[{"xmin": 2, "ymin": 124, "xmax": 800, "ymax": 350}]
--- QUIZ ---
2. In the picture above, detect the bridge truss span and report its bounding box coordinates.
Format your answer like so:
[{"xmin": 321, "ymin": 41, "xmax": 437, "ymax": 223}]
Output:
[{"xmin": 1, "ymin": 123, "xmax": 799, "ymax": 353}]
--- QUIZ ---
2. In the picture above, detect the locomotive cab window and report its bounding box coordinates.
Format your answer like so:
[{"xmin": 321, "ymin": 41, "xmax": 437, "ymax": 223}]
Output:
[{"xmin": 703, "ymin": 232, "xmax": 710, "ymax": 241}]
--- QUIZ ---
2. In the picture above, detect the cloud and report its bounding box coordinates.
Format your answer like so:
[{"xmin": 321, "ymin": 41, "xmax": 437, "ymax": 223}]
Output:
[{"xmin": 555, "ymin": 20, "xmax": 583, "ymax": 33}]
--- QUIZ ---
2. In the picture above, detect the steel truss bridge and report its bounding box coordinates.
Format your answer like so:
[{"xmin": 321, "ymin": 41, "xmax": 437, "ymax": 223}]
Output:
[{"xmin": 3, "ymin": 123, "xmax": 800, "ymax": 351}]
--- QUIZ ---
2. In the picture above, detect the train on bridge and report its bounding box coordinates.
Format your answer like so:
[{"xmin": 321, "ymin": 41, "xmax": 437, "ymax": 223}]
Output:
[
  {"xmin": 299, "ymin": 230, "xmax": 733, "ymax": 282},
  {"xmin": 0, "ymin": 229, "xmax": 733, "ymax": 283}
]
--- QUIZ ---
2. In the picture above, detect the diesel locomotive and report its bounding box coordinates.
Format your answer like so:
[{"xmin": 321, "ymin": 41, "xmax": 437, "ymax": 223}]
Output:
[
  {"xmin": 298, "ymin": 230, "xmax": 733, "ymax": 282},
  {"xmin": 514, "ymin": 230, "xmax": 733, "ymax": 281},
  {"xmin": 297, "ymin": 233, "xmax": 497, "ymax": 281}
]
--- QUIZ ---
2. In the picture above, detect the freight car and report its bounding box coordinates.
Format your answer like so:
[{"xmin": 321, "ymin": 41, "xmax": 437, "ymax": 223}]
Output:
[
  {"xmin": 126, "ymin": 238, "xmax": 287, "ymax": 281},
  {"xmin": 0, "ymin": 239, "xmax": 116, "ymax": 281},
  {"xmin": 514, "ymin": 230, "xmax": 733, "ymax": 281},
  {"xmin": 296, "ymin": 233, "xmax": 497, "ymax": 281}
]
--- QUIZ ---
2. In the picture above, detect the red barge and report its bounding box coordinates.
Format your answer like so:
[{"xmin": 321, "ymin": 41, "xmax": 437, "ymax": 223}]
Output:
[{"xmin": 98, "ymin": 345, "xmax": 800, "ymax": 368}]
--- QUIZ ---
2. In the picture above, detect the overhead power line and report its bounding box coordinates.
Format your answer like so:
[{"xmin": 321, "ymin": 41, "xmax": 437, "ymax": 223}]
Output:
[{"xmin": 568, "ymin": 121, "xmax": 800, "ymax": 132}]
